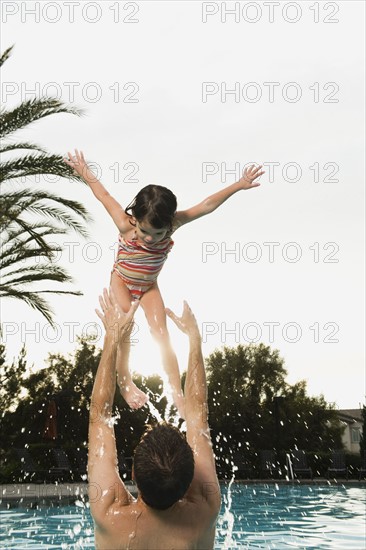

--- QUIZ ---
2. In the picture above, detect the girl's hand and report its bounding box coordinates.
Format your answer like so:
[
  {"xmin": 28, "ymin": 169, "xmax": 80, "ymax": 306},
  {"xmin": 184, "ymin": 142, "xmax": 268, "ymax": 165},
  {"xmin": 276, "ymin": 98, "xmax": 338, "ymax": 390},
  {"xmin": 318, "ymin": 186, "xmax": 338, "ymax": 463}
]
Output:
[
  {"xmin": 238, "ymin": 164, "xmax": 264, "ymax": 190},
  {"xmin": 64, "ymin": 149, "xmax": 96, "ymax": 181}
]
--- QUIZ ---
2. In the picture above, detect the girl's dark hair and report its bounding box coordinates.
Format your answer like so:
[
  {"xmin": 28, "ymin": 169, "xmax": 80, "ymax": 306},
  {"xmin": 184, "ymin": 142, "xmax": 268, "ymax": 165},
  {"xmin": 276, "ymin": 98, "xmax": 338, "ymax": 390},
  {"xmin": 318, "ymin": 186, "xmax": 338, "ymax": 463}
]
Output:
[
  {"xmin": 133, "ymin": 422, "xmax": 194, "ymax": 510},
  {"xmin": 125, "ymin": 185, "xmax": 177, "ymax": 230}
]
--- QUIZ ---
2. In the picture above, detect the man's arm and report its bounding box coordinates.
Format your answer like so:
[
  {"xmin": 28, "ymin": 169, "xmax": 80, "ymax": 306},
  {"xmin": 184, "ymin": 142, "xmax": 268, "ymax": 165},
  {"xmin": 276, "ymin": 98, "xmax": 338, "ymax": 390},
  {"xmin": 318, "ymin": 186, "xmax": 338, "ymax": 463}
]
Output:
[
  {"xmin": 166, "ymin": 302, "xmax": 220, "ymax": 509},
  {"xmin": 64, "ymin": 149, "xmax": 130, "ymax": 232},
  {"xmin": 88, "ymin": 289, "xmax": 138, "ymax": 525},
  {"xmin": 175, "ymin": 164, "xmax": 264, "ymax": 227}
]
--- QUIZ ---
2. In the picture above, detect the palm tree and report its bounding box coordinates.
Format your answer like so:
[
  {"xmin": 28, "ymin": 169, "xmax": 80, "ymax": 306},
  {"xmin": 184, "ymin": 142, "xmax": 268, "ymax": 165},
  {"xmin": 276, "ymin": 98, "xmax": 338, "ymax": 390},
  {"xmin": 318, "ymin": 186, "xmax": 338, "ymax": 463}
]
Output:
[{"xmin": 0, "ymin": 45, "xmax": 92, "ymax": 324}]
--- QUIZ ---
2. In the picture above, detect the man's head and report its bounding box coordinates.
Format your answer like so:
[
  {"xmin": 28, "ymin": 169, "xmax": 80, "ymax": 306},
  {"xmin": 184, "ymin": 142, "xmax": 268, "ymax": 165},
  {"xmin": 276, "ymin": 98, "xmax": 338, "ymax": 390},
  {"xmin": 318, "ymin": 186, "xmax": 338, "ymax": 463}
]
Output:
[{"xmin": 133, "ymin": 422, "xmax": 194, "ymax": 510}]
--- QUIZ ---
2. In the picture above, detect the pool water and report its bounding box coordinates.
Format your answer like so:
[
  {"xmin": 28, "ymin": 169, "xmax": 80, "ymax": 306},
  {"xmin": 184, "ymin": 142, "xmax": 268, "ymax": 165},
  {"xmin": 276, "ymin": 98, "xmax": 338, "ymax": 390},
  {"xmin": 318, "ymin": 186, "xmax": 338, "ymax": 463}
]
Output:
[
  {"xmin": 217, "ymin": 483, "xmax": 365, "ymax": 549},
  {"xmin": 1, "ymin": 483, "xmax": 365, "ymax": 549}
]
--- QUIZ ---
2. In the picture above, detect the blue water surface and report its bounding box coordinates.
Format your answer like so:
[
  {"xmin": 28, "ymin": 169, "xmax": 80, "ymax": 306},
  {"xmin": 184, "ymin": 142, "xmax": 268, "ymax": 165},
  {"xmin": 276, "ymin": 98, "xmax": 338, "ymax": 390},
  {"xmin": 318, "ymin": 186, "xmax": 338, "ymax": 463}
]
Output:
[{"xmin": 1, "ymin": 483, "xmax": 365, "ymax": 549}]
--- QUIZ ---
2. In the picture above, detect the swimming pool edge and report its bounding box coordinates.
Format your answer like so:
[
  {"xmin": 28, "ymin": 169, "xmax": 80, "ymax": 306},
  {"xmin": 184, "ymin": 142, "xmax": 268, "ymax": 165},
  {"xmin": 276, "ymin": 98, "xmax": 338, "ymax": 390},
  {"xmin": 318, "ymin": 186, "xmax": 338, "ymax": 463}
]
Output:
[{"xmin": 1, "ymin": 479, "xmax": 365, "ymax": 506}]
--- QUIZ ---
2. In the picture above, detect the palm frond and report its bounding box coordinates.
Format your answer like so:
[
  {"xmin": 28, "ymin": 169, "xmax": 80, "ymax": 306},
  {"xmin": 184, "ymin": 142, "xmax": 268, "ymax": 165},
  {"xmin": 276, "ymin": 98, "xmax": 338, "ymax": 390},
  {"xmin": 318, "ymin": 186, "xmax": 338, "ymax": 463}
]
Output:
[
  {"xmin": 0, "ymin": 261, "xmax": 63, "ymax": 280},
  {"xmin": 9, "ymin": 217, "xmax": 63, "ymax": 256},
  {"xmin": 2, "ymin": 188, "xmax": 89, "ymax": 215},
  {"xmin": 0, "ymin": 263, "xmax": 74, "ymax": 286},
  {"xmin": 26, "ymin": 205, "xmax": 91, "ymax": 236},
  {"xmin": 1, "ymin": 229, "xmax": 63, "ymax": 257},
  {"xmin": 0, "ymin": 153, "xmax": 85, "ymax": 184},
  {"xmin": 0, "ymin": 247, "xmax": 62, "ymax": 272},
  {"xmin": 0, "ymin": 97, "xmax": 84, "ymax": 139},
  {"xmin": 0, "ymin": 45, "xmax": 14, "ymax": 67},
  {"xmin": 1, "ymin": 222, "xmax": 67, "ymax": 248},
  {"xmin": 1, "ymin": 188, "xmax": 92, "ymax": 237},
  {"xmin": 0, "ymin": 52, "xmax": 89, "ymax": 325},
  {"xmin": 0, "ymin": 287, "xmax": 82, "ymax": 326},
  {"xmin": 0, "ymin": 142, "xmax": 47, "ymax": 154},
  {"xmin": 0, "ymin": 229, "xmax": 65, "ymax": 270},
  {"xmin": 0, "ymin": 287, "xmax": 55, "ymax": 325}
]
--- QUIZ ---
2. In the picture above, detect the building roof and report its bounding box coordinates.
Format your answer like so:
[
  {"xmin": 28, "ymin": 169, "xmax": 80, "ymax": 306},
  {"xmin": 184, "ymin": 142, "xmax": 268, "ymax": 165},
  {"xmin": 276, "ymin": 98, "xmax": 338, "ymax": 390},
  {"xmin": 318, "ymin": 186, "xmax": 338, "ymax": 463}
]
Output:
[{"xmin": 337, "ymin": 409, "xmax": 363, "ymax": 423}]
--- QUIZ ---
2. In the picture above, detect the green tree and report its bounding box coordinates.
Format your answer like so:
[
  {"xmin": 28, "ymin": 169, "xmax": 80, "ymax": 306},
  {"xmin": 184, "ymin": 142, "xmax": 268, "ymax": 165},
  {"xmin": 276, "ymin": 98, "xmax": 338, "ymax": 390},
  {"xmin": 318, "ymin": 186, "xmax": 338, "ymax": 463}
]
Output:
[
  {"xmin": 0, "ymin": 342, "xmax": 28, "ymax": 414},
  {"xmin": 8, "ymin": 336, "xmax": 102, "ymax": 446},
  {"xmin": 279, "ymin": 380, "xmax": 342, "ymax": 451},
  {"xmin": 206, "ymin": 343, "xmax": 287, "ymax": 450},
  {"xmin": 0, "ymin": 45, "xmax": 91, "ymax": 324},
  {"xmin": 206, "ymin": 343, "xmax": 343, "ymax": 475},
  {"xmin": 0, "ymin": 337, "xmax": 169, "ymax": 468}
]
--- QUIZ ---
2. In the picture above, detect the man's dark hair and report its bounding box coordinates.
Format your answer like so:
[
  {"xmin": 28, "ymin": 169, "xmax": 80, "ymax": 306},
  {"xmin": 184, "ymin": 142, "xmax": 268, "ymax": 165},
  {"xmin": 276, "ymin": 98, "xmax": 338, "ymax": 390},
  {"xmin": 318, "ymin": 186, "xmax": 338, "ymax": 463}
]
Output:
[
  {"xmin": 125, "ymin": 184, "xmax": 177, "ymax": 230},
  {"xmin": 133, "ymin": 422, "xmax": 194, "ymax": 510}
]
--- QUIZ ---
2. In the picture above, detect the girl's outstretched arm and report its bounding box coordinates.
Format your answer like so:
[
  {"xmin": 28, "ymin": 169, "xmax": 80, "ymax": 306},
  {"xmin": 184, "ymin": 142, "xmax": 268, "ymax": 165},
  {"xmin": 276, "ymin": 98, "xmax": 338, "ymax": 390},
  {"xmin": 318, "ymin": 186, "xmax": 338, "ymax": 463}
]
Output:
[
  {"xmin": 175, "ymin": 164, "xmax": 264, "ymax": 227},
  {"xmin": 64, "ymin": 149, "xmax": 129, "ymax": 232}
]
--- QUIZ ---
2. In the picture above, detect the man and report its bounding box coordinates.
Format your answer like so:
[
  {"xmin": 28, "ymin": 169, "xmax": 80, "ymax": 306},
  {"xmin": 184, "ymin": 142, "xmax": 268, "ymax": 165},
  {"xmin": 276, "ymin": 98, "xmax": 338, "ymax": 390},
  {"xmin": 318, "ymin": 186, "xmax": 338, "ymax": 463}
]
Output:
[{"xmin": 88, "ymin": 288, "xmax": 221, "ymax": 549}]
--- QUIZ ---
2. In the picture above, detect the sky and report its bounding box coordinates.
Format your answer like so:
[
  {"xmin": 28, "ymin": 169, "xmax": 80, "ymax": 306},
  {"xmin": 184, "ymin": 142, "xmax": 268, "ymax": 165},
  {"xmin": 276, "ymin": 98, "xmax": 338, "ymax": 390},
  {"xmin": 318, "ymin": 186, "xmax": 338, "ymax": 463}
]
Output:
[{"xmin": 1, "ymin": 0, "xmax": 365, "ymax": 410}]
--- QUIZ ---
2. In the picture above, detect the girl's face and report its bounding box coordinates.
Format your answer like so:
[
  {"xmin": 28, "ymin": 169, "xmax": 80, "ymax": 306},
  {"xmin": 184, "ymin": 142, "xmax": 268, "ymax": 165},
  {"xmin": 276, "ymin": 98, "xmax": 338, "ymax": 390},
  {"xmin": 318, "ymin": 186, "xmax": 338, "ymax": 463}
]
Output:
[{"xmin": 134, "ymin": 219, "xmax": 169, "ymax": 245}]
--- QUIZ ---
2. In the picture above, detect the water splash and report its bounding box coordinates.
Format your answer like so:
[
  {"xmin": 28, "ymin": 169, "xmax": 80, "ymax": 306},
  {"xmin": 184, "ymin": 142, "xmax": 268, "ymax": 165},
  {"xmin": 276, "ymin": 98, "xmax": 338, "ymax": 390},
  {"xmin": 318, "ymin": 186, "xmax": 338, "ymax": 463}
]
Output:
[
  {"xmin": 146, "ymin": 387, "xmax": 181, "ymax": 426},
  {"xmin": 285, "ymin": 453, "xmax": 294, "ymax": 482},
  {"xmin": 103, "ymin": 409, "xmax": 121, "ymax": 429},
  {"xmin": 126, "ymin": 509, "xmax": 143, "ymax": 549},
  {"xmin": 146, "ymin": 398, "xmax": 163, "ymax": 422},
  {"xmin": 220, "ymin": 473, "xmax": 236, "ymax": 549}
]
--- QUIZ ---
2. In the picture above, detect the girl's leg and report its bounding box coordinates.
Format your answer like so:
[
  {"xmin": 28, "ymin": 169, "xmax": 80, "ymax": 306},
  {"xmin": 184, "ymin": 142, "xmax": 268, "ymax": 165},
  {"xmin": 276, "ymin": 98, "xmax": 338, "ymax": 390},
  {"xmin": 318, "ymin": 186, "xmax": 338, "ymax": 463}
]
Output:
[
  {"xmin": 139, "ymin": 283, "xmax": 185, "ymax": 419},
  {"xmin": 110, "ymin": 271, "xmax": 148, "ymax": 409}
]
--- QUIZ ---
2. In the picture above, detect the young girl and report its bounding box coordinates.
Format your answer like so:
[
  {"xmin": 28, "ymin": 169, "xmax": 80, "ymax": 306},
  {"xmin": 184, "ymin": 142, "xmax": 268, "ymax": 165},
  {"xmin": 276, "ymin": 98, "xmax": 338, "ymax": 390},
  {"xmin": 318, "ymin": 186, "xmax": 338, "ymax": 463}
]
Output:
[{"xmin": 64, "ymin": 150, "xmax": 263, "ymax": 417}]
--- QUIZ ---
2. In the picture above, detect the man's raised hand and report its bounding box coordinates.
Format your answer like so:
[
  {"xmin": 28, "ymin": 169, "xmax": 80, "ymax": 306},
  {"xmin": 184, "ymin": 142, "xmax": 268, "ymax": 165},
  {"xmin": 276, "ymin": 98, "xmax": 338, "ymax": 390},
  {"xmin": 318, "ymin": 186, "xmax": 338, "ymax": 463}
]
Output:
[
  {"xmin": 165, "ymin": 301, "xmax": 200, "ymax": 338},
  {"xmin": 96, "ymin": 288, "xmax": 139, "ymax": 342}
]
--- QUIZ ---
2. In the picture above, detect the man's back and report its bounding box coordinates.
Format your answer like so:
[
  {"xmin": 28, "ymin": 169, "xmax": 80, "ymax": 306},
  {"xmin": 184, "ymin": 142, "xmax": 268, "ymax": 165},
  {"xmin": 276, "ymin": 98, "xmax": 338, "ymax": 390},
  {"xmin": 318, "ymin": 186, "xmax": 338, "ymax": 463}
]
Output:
[
  {"xmin": 93, "ymin": 495, "xmax": 219, "ymax": 550},
  {"xmin": 88, "ymin": 296, "xmax": 221, "ymax": 550}
]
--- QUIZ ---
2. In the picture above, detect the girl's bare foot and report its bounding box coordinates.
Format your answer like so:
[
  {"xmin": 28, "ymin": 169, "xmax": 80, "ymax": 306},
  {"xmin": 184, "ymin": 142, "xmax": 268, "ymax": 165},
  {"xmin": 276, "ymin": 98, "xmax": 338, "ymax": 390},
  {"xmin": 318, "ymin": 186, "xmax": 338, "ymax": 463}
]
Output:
[{"xmin": 119, "ymin": 379, "xmax": 149, "ymax": 410}]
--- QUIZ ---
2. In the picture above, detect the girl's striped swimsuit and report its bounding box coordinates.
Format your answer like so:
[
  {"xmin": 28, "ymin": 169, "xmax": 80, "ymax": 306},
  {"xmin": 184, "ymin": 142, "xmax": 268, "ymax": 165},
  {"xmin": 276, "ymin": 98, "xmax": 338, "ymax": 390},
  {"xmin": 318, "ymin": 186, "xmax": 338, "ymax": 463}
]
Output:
[{"xmin": 113, "ymin": 233, "xmax": 174, "ymax": 300}]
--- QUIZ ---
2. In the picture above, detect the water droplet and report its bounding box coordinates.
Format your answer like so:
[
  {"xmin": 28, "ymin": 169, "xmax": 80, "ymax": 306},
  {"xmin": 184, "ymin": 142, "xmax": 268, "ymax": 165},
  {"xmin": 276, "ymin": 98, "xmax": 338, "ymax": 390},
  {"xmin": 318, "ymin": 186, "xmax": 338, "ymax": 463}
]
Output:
[{"xmin": 73, "ymin": 524, "xmax": 81, "ymax": 535}]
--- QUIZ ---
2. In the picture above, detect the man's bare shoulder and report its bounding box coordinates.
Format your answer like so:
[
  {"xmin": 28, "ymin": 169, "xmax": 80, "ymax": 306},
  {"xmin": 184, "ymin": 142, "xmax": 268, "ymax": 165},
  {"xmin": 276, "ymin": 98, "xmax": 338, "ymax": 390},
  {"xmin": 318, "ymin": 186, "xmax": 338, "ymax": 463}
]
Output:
[
  {"xmin": 100, "ymin": 496, "xmax": 219, "ymax": 525},
  {"xmin": 95, "ymin": 497, "xmax": 220, "ymax": 550}
]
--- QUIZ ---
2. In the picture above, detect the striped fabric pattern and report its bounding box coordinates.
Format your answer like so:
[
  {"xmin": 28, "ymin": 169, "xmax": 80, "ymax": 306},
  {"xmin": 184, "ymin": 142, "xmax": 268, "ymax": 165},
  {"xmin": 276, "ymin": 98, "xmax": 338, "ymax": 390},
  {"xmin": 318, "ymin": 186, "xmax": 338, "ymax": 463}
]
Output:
[{"xmin": 113, "ymin": 233, "xmax": 174, "ymax": 299}]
